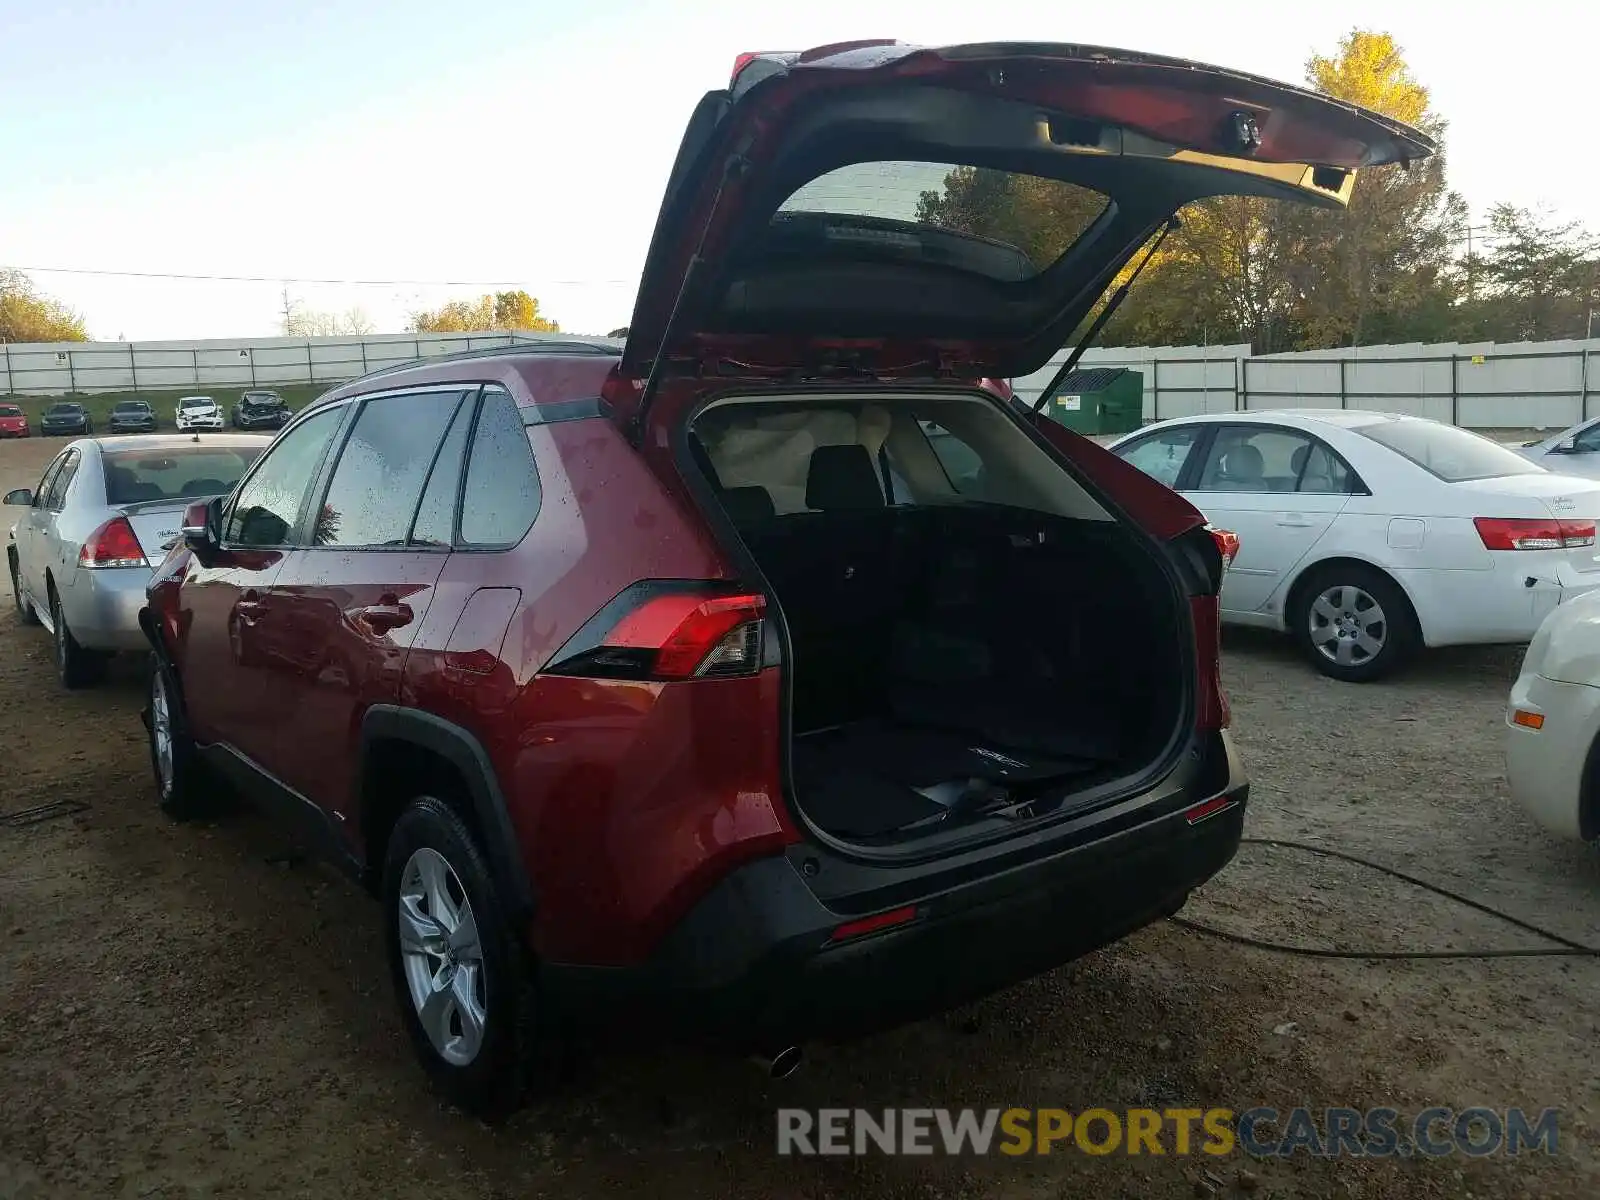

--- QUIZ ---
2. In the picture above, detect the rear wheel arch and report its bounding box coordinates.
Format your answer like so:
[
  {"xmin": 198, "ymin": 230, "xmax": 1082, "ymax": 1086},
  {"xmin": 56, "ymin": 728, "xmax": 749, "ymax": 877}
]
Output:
[
  {"xmin": 357, "ymin": 706, "xmax": 535, "ymax": 917},
  {"xmin": 1282, "ymin": 555, "xmax": 1425, "ymax": 640}
]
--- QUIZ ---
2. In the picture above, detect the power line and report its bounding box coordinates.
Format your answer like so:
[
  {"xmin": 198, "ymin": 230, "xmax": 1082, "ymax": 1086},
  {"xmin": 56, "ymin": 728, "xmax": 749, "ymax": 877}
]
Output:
[{"xmin": 7, "ymin": 265, "xmax": 635, "ymax": 287}]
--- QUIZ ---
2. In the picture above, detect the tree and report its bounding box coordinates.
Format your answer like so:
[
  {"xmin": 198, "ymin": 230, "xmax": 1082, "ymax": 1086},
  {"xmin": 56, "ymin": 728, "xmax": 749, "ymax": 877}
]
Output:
[
  {"xmin": 0, "ymin": 270, "xmax": 89, "ymax": 343},
  {"xmin": 1465, "ymin": 205, "xmax": 1599, "ymax": 342},
  {"xmin": 281, "ymin": 297, "xmax": 378, "ymax": 337},
  {"xmin": 410, "ymin": 290, "xmax": 560, "ymax": 334}
]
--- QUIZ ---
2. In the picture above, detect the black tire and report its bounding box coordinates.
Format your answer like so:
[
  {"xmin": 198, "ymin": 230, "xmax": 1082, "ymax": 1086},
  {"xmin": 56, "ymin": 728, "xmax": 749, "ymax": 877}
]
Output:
[
  {"xmin": 146, "ymin": 654, "xmax": 207, "ymax": 820},
  {"xmin": 382, "ymin": 795, "xmax": 545, "ymax": 1120},
  {"xmin": 1291, "ymin": 563, "xmax": 1419, "ymax": 683},
  {"xmin": 51, "ymin": 590, "xmax": 107, "ymax": 689},
  {"xmin": 9, "ymin": 554, "xmax": 39, "ymax": 626}
]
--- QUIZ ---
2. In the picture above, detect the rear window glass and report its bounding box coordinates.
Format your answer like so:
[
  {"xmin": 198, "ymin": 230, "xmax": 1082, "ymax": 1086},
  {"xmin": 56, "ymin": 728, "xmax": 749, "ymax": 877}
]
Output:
[
  {"xmin": 1352, "ymin": 419, "xmax": 1544, "ymax": 483},
  {"xmin": 776, "ymin": 160, "xmax": 1110, "ymax": 279},
  {"xmin": 103, "ymin": 446, "xmax": 264, "ymax": 505}
]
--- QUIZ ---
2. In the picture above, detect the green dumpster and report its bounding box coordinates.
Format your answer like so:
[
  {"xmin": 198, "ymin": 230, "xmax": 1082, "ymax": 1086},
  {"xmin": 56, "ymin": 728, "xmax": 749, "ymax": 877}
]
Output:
[{"xmin": 1038, "ymin": 367, "xmax": 1144, "ymax": 435}]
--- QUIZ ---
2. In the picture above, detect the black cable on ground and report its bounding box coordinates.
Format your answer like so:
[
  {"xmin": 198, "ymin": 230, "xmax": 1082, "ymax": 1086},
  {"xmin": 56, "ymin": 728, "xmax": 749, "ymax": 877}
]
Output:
[{"xmin": 1168, "ymin": 836, "xmax": 1600, "ymax": 960}]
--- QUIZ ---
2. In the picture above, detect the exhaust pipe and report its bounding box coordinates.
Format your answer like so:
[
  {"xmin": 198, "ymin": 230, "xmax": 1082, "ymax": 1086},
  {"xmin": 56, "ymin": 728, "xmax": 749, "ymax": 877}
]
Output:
[{"xmin": 751, "ymin": 1046, "xmax": 803, "ymax": 1079}]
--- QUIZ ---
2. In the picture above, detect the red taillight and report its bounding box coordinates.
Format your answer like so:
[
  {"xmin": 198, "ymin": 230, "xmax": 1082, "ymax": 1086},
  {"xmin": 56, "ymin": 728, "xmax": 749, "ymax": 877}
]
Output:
[
  {"xmin": 1209, "ymin": 526, "xmax": 1240, "ymax": 568},
  {"xmin": 550, "ymin": 587, "xmax": 768, "ymax": 682},
  {"xmin": 79, "ymin": 516, "xmax": 147, "ymax": 568},
  {"xmin": 828, "ymin": 905, "xmax": 918, "ymax": 944},
  {"xmin": 1191, "ymin": 595, "xmax": 1229, "ymax": 731},
  {"xmin": 730, "ymin": 52, "xmax": 762, "ymax": 82},
  {"xmin": 1474, "ymin": 516, "xmax": 1595, "ymax": 551}
]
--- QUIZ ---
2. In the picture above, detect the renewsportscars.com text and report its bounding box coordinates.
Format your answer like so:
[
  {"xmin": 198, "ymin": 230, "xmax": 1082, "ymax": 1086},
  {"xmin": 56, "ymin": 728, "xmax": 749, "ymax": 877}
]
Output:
[{"xmin": 776, "ymin": 1106, "xmax": 1560, "ymax": 1158}]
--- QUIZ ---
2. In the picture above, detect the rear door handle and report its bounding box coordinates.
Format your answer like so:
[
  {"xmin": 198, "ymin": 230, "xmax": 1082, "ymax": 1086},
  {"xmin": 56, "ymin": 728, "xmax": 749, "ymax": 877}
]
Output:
[{"xmin": 352, "ymin": 601, "xmax": 413, "ymax": 634}]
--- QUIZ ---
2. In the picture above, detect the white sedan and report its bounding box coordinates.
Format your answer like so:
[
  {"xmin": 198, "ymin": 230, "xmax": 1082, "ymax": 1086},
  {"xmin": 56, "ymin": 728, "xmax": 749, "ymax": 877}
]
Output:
[
  {"xmin": 1505, "ymin": 589, "xmax": 1600, "ymax": 842},
  {"xmin": 174, "ymin": 395, "xmax": 224, "ymax": 431},
  {"xmin": 1106, "ymin": 410, "xmax": 1600, "ymax": 681}
]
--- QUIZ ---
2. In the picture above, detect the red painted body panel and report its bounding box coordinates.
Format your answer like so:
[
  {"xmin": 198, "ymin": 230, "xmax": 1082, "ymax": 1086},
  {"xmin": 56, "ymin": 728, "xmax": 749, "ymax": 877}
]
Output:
[{"xmin": 146, "ymin": 356, "xmax": 1209, "ymax": 971}]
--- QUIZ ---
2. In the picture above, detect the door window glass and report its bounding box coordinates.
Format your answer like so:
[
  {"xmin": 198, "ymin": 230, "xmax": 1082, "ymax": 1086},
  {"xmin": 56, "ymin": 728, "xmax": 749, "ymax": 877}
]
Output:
[
  {"xmin": 314, "ymin": 390, "xmax": 465, "ymax": 548},
  {"xmin": 225, "ymin": 408, "xmax": 344, "ymax": 548},
  {"xmin": 1113, "ymin": 426, "xmax": 1204, "ymax": 488},
  {"xmin": 1197, "ymin": 427, "xmax": 1317, "ymax": 493}
]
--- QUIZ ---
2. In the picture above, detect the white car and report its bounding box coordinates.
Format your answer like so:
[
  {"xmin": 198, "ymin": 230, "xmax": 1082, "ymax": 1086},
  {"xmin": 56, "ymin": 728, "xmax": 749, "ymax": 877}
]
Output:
[
  {"xmin": 1513, "ymin": 417, "xmax": 1600, "ymax": 479},
  {"xmin": 1505, "ymin": 590, "xmax": 1600, "ymax": 842},
  {"xmin": 1107, "ymin": 410, "xmax": 1600, "ymax": 681},
  {"xmin": 175, "ymin": 395, "xmax": 224, "ymax": 431}
]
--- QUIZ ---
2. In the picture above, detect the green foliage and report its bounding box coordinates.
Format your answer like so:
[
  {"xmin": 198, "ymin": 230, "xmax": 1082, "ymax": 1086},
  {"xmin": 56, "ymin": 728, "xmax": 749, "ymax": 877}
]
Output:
[
  {"xmin": 410, "ymin": 290, "xmax": 559, "ymax": 333},
  {"xmin": 0, "ymin": 270, "xmax": 89, "ymax": 344}
]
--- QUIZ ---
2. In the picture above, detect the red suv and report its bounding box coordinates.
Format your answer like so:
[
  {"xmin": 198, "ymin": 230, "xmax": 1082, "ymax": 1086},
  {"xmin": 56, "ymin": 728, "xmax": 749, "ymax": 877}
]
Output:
[{"xmin": 140, "ymin": 41, "xmax": 1430, "ymax": 1116}]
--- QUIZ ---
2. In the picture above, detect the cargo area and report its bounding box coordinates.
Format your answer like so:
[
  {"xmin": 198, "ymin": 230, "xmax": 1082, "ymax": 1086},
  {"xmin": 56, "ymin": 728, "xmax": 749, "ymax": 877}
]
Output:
[{"xmin": 686, "ymin": 391, "xmax": 1191, "ymax": 845}]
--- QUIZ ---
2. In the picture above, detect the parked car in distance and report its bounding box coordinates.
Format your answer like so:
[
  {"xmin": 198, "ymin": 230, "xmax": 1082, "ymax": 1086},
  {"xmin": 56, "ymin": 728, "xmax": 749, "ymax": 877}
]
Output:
[
  {"xmin": 137, "ymin": 39, "xmax": 1431, "ymax": 1117},
  {"xmin": 231, "ymin": 390, "xmax": 291, "ymax": 430},
  {"xmin": 108, "ymin": 399, "xmax": 159, "ymax": 434},
  {"xmin": 5, "ymin": 433, "xmax": 268, "ymax": 687},
  {"xmin": 1513, "ymin": 417, "xmax": 1600, "ymax": 479},
  {"xmin": 1505, "ymin": 588, "xmax": 1600, "ymax": 842},
  {"xmin": 0, "ymin": 403, "xmax": 28, "ymax": 438},
  {"xmin": 1107, "ymin": 410, "xmax": 1600, "ymax": 681},
  {"xmin": 40, "ymin": 402, "xmax": 92, "ymax": 436},
  {"xmin": 175, "ymin": 395, "xmax": 224, "ymax": 431}
]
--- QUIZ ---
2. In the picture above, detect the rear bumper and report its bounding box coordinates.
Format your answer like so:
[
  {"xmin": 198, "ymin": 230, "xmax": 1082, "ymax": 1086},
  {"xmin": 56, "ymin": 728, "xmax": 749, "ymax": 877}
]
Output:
[
  {"xmin": 544, "ymin": 733, "xmax": 1248, "ymax": 1049},
  {"xmin": 59, "ymin": 566, "xmax": 154, "ymax": 651},
  {"xmin": 1400, "ymin": 560, "xmax": 1600, "ymax": 647}
]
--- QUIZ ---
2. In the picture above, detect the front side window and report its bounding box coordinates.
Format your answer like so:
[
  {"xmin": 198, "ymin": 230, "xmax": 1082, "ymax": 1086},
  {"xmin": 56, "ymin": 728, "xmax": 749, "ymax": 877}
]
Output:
[
  {"xmin": 224, "ymin": 408, "xmax": 344, "ymax": 548},
  {"xmin": 1113, "ymin": 426, "xmax": 1204, "ymax": 489},
  {"xmin": 1196, "ymin": 427, "xmax": 1318, "ymax": 494},
  {"xmin": 314, "ymin": 390, "xmax": 466, "ymax": 548}
]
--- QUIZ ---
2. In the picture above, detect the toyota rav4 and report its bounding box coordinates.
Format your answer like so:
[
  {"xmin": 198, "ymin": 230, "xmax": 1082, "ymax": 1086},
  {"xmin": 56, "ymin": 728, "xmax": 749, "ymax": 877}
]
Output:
[{"xmin": 139, "ymin": 40, "xmax": 1431, "ymax": 1117}]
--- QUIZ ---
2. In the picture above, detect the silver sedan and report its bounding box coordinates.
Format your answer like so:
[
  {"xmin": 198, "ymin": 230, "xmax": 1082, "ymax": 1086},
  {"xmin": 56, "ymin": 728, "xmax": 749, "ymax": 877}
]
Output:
[{"xmin": 5, "ymin": 433, "xmax": 270, "ymax": 688}]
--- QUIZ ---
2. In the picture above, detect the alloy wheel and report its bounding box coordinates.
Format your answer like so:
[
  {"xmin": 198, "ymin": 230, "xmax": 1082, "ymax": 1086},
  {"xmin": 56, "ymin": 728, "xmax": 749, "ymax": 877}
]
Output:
[
  {"xmin": 149, "ymin": 670, "xmax": 174, "ymax": 798},
  {"xmin": 397, "ymin": 847, "xmax": 488, "ymax": 1066}
]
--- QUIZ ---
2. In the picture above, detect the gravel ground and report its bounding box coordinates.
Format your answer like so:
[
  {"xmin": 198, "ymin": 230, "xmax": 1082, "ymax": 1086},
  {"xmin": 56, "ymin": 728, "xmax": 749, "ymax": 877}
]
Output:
[{"xmin": 1, "ymin": 434, "xmax": 1597, "ymax": 1200}]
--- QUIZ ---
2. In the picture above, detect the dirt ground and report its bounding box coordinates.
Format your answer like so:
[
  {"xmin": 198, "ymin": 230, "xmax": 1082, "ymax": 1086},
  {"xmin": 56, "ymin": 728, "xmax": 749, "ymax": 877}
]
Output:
[{"xmin": 2, "ymin": 433, "xmax": 1597, "ymax": 1200}]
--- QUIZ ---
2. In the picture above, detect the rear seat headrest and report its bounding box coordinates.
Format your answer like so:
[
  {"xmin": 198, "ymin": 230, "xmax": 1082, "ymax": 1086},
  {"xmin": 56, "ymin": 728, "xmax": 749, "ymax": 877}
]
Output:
[
  {"xmin": 720, "ymin": 485, "xmax": 775, "ymax": 525},
  {"xmin": 806, "ymin": 444, "xmax": 885, "ymax": 511}
]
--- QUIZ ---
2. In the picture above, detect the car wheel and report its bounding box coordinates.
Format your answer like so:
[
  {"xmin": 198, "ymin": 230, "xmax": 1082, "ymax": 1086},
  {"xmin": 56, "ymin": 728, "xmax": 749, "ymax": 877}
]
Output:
[
  {"xmin": 1291, "ymin": 563, "xmax": 1418, "ymax": 683},
  {"xmin": 51, "ymin": 590, "xmax": 107, "ymax": 689},
  {"xmin": 146, "ymin": 654, "xmax": 207, "ymax": 819},
  {"xmin": 383, "ymin": 795, "xmax": 544, "ymax": 1120},
  {"xmin": 9, "ymin": 554, "xmax": 38, "ymax": 625}
]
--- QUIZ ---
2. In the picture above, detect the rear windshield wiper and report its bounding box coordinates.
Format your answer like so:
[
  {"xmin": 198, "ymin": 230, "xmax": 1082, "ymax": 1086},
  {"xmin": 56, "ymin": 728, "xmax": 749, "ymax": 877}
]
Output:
[{"xmin": 1031, "ymin": 214, "xmax": 1180, "ymax": 415}]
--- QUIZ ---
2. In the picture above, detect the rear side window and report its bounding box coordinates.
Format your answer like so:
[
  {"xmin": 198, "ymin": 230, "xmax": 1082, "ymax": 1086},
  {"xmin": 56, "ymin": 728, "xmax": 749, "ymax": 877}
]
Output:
[
  {"xmin": 314, "ymin": 390, "xmax": 466, "ymax": 548},
  {"xmin": 459, "ymin": 387, "xmax": 541, "ymax": 547},
  {"xmin": 46, "ymin": 450, "xmax": 81, "ymax": 510}
]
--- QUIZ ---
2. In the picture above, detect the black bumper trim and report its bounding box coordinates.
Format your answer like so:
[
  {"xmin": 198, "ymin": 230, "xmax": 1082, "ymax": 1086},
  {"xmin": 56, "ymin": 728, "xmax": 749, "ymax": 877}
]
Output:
[{"xmin": 543, "ymin": 765, "xmax": 1248, "ymax": 1050}]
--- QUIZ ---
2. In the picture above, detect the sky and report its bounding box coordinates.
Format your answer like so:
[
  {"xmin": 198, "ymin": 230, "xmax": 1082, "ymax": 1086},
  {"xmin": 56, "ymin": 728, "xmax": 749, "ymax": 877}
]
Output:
[{"xmin": 2, "ymin": 0, "xmax": 1597, "ymax": 343}]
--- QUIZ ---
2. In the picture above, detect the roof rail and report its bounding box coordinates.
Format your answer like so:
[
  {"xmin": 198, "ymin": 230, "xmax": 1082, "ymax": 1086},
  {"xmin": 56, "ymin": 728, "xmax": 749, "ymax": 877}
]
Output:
[{"xmin": 350, "ymin": 337, "xmax": 622, "ymax": 385}]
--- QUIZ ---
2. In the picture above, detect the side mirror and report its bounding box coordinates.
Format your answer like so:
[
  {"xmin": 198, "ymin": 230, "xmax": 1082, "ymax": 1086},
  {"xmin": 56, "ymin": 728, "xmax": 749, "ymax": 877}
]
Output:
[
  {"xmin": 181, "ymin": 498, "xmax": 219, "ymax": 549},
  {"xmin": 1555, "ymin": 437, "xmax": 1579, "ymax": 454},
  {"xmin": 2, "ymin": 488, "xmax": 32, "ymax": 506}
]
